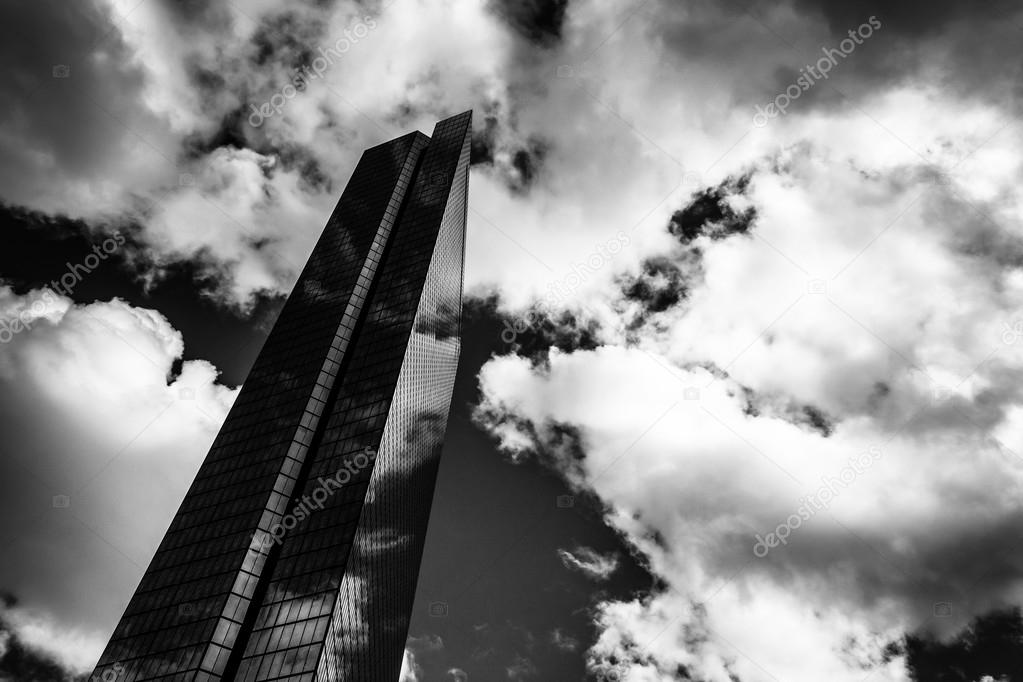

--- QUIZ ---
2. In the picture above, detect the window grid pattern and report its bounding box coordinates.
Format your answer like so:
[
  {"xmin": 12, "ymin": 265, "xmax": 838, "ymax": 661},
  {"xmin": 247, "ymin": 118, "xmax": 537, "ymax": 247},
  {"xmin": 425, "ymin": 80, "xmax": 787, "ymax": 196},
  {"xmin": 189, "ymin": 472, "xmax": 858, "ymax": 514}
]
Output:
[
  {"xmin": 232, "ymin": 113, "xmax": 470, "ymax": 682},
  {"xmin": 317, "ymin": 116, "xmax": 469, "ymax": 682},
  {"xmin": 90, "ymin": 132, "xmax": 427, "ymax": 682},
  {"xmin": 89, "ymin": 113, "xmax": 469, "ymax": 682}
]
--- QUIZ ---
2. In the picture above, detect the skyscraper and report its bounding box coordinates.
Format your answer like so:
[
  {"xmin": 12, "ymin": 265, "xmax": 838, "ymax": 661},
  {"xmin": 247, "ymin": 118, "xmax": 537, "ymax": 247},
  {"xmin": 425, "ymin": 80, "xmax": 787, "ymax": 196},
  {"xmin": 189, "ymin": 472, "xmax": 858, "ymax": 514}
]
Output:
[{"xmin": 91, "ymin": 111, "xmax": 471, "ymax": 682}]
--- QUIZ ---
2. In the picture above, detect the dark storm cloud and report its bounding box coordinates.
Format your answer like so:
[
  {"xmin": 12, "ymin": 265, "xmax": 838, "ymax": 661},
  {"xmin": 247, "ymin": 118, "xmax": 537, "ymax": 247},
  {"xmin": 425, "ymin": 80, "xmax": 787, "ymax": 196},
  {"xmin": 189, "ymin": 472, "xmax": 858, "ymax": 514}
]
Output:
[
  {"xmin": 516, "ymin": 309, "xmax": 601, "ymax": 361},
  {"xmin": 667, "ymin": 175, "xmax": 756, "ymax": 244},
  {"xmin": 782, "ymin": 0, "xmax": 1023, "ymax": 114},
  {"xmin": 156, "ymin": 0, "xmax": 231, "ymax": 26},
  {"xmin": 620, "ymin": 256, "xmax": 691, "ymax": 314},
  {"xmin": 0, "ymin": 593, "xmax": 79, "ymax": 682},
  {"xmin": 0, "ymin": 0, "xmax": 175, "ymax": 209},
  {"xmin": 250, "ymin": 10, "xmax": 327, "ymax": 69},
  {"xmin": 0, "ymin": 204, "xmax": 278, "ymax": 386},
  {"xmin": 486, "ymin": 0, "xmax": 569, "ymax": 46},
  {"xmin": 617, "ymin": 175, "xmax": 756, "ymax": 329},
  {"xmin": 469, "ymin": 111, "xmax": 549, "ymax": 194},
  {"xmin": 276, "ymin": 144, "xmax": 334, "ymax": 192},
  {"xmin": 182, "ymin": 108, "xmax": 251, "ymax": 157},
  {"xmin": 468, "ymin": 297, "xmax": 601, "ymax": 364},
  {"xmin": 788, "ymin": 0, "xmax": 1020, "ymax": 37},
  {"xmin": 470, "ymin": 113, "xmax": 500, "ymax": 165},
  {"xmin": 652, "ymin": 0, "xmax": 1023, "ymax": 121},
  {"xmin": 182, "ymin": 112, "xmax": 335, "ymax": 193},
  {"xmin": 741, "ymin": 386, "xmax": 836, "ymax": 437},
  {"xmin": 903, "ymin": 607, "xmax": 1023, "ymax": 682}
]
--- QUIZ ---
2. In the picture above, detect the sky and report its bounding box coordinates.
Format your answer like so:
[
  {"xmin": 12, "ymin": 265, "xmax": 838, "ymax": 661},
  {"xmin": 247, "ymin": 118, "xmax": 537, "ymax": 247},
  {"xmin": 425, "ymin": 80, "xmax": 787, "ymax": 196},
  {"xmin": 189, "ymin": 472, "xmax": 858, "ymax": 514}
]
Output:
[{"xmin": 2, "ymin": 0, "xmax": 1023, "ymax": 680}]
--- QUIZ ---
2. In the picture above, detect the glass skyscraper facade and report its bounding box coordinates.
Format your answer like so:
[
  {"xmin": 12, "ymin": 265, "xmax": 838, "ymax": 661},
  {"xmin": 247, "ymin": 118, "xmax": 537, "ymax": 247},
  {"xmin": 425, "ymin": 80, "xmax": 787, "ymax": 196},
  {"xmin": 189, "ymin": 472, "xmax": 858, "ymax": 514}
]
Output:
[{"xmin": 91, "ymin": 111, "xmax": 471, "ymax": 682}]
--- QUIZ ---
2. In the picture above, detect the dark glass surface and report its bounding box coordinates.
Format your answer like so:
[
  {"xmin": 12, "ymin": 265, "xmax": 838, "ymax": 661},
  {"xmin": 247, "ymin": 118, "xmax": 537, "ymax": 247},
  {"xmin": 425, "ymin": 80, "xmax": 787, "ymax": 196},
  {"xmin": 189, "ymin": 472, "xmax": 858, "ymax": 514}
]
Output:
[{"xmin": 90, "ymin": 112, "xmax": 471, "ymax": 682}]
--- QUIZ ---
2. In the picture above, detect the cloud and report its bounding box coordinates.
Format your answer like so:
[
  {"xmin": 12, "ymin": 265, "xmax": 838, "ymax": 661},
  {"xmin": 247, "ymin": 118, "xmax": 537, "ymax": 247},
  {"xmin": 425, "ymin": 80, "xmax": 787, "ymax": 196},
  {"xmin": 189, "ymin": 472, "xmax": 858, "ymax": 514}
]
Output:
[
  {"xmin": 549, "ymin": 628, "xmax": 580, "ymax": 653},
  {"xmin": 0, "ymin": 285, "xmax": 236, "ymax": 670},
  {"xmin": 5, "ymin": 0, "xmax": 1023, "ymax": 678},
  {"xmin": 474, "ymin": 105, "xmax": 1023, "ymax": 679},
  {"xmin": 0, "ymin": 593, "xmax": 89, "ymax": 682},
  {"xmin": 399, "ymin": 647, "xmax": 422, "ymax": 682},
  {"xmin": 0, "ymin": 0, "xmax": 182, "ymax": 217},
  {"xmin": 4, "ymin": 0, "xmax": 1023, "ymax": 314},
  {"xmin": 138, "ymin": 146, "xmax": 328, "ymax": 311},
  {"xmin": 506, "ymin": 653, "xmax": 538, "ymax": 680},
  {"xmin": 557, "ymin": 547, "xmax": 619, "ymax": 581}
]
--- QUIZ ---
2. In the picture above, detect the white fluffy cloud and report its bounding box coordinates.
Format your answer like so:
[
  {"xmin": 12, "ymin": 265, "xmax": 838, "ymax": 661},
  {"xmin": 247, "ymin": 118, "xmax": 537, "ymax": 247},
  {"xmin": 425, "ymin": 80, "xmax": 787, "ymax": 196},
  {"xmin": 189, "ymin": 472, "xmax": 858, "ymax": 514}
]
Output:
[
  {"xmin": 399, "ymin": 647, "xmax": 422, "ymax": 682},
  {"xmin": 5, "ymin": 0, "xmax": 1023, "ymax": 678},
  {"xmin": 475, "ymin": 91, "xmax": 1023, "ymax": 678},
  {"xmin": 0, "ymin": 286, "xmax": 236, "ymax": 672}
]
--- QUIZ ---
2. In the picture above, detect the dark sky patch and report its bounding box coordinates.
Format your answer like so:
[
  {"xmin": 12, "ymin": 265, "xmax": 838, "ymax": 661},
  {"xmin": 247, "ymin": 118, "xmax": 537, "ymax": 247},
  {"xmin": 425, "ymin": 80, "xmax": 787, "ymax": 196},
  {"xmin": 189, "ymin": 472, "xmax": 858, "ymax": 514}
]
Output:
[
  {"xmin": 904, "ymin": 606, "xmax": 1023, "ymax": 682},
  {"xmin": 616, "ymin": 177, "xmax": 757, "ymax": 331},
  {"xmin": 654, "ymin": 0, "xmax": 1023, "ymax": 122},
  {"xmin": 470, "ymin": 127, "xmax": 549, "ymax": 194},
  {"xmin": 0, "ymin": 204, "xmax": 281, "ymax": 386},
  {"xmin": 182, "ymin": 107, "xmax": 251, "ymax": 158},
  {"xmin": 408, "ymin": 296, "xmax": 654, "ymax": 681},
  {"xmin": 668, "ymin": 174, "xmax": 755, "ymax": 244},
  {"xmin": 470, "ymin": 113, "xmax": 499, "ymax": 165},
  {"xmin": 156, "ymin": 0, "xmax": 232, "ymax": 27},
  {"xmin": 866, "ymin": 381, "xmax": 891, "ymax": 412},
  {"xmin": 467, "ymin": 104, "xmax": 549, "ymax": 194},
  {"xmin": 509, "ymin": 138, "xmax": 548, "ymax": 193},
  {"xmin": 275, "ymin": 143, "xmax": 333, "ymax": 193},
  {"xmin": 617, "ymin": 248, "xmax": 705, "ymax": 334},
  {"xmin": 777, "ymin": 0, "xmax": 1023, "ymax": 115},
  {"xmin": 515, "ymin": 308, "xmax": 601, "ymax": 362},
  {"xmin": 800, "ymin": 404, "xmax": 834, "ymax": 437},
  {"xmin": 467, "ymin": 296, "xmax": 601, "ymax": 365},
  {"xmin": 788, "ymin": 0, "xmax": 1019, "ymax": 38},
  {"xmin": 741, "ymin": 384, "xmax": 837, "ymax": 437},
  {"xmin": 0, "ymin": 0, "xmax": 167, "ymax": 198},
  {"xmin": 487, "ymin": 0, "xmax": 569, "ymax": 46},
  {"xmin": 620, "ymin": 256, "xmax": 688, "ymax": 314},
  {"xmin": 250, "ymin": 11, "xmax": 325, "ymax": 70}
]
